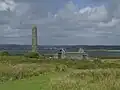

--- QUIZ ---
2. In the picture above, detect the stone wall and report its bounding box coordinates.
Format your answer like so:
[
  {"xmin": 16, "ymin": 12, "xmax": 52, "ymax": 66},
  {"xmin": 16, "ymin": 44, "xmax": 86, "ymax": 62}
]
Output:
[
  {"xmin": 54, "ymin": 52, "xmax": 88, "ymax": 60},
  {"xmin": 64, "ymin": 53, "xmax": 85, "ymax": 60}
]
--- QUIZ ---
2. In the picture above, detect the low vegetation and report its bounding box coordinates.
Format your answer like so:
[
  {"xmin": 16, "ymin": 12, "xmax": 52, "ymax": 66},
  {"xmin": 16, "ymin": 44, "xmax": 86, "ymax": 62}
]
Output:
[
  {"xmin": 0, "ymin": 51, "xmax": 10, "ymax": 56},
  {"xmin": 24, "ymin": 52, "xmax": 40, "ymax": 58},
  {"xmin": 51, "ymin": 69, "xmax": 120, "ymax": 90},
  {"xmin": 0, "ymin": 56, "xmax": 120, "ymax": 90}
]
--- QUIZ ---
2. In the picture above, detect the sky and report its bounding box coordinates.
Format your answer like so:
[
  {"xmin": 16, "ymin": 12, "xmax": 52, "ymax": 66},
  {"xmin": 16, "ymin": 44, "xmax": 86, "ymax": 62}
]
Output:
[{"xmin": 0, "ymin": 0, "xmax": 120, "ymax": 45}]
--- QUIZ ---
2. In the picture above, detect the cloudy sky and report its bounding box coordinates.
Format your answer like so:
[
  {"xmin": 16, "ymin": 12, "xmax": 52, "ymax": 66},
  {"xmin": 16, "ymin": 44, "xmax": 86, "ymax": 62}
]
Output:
[{"xmin": 1, "ymin": 0, "xmax": 120, "ymax": 45}]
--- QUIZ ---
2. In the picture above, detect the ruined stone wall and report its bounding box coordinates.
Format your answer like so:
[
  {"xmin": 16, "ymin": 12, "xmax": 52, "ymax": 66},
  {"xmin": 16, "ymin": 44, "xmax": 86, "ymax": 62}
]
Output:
[{"xmin": 64, "ymin": 53, "xmax": 84, "ymax": 60}]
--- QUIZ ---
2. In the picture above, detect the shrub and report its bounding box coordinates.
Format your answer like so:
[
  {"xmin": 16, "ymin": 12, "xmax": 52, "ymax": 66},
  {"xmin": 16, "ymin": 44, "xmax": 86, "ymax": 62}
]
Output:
[
  {"xmin": 93, "ymin": 58, "xmax": 102, "ymax": 64},
  {"xmin": 55, "ymin": 64, "xmax": 68, "ymax": 72},
  {"xmin": 0, "ymin": 51, "xmax": 10, "ymax": 56},
  {"xmin": 24, "ymin": 52, "xmax": 40, "ymax": 58}
]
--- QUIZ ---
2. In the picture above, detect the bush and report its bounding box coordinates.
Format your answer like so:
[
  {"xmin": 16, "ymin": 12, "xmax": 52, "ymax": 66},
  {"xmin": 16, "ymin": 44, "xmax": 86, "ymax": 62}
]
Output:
[
  {"xmin": 55, "ymin": 64, "xmax": 68, "ymax": 72},
  {"xmin": 0, "ymin": 51, "xmax": 10, "ymax": 56},
  {"xmin": 24, "ymin": 52, "xmax": 40, "ymax": 58},
  {"xmin": 93, "ymin": 58, "xmax": 102, "ymax": 64}
]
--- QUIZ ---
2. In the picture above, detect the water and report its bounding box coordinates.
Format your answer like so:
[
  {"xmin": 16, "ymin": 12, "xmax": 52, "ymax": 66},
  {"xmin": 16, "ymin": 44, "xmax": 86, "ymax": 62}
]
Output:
[{"xmin": 1, "ymin": 44, "xmax": 120, "ymax": 57}]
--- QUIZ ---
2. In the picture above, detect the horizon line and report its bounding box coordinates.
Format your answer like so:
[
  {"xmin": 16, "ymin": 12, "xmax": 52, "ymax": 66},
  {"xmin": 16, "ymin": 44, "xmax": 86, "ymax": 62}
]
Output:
[{"xmin": 0, "ymin": 44, "xmax": 120, "ymax": 46}]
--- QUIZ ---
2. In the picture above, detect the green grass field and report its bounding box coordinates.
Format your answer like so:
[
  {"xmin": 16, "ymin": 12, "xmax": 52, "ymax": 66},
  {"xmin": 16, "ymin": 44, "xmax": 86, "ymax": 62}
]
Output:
[
  {"xmin": 0, "ymin": 56, "xmax": 120, "ymax": 90},
  {"xmin": 0, "ymin": 75, "xmax": 50, "ymax": 90}
]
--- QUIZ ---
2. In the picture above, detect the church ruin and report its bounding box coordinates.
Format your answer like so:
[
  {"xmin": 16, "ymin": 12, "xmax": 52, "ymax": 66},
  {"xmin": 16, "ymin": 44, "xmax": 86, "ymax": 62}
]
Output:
[{"xmin": 31, "ymin": 25, "xmax": 89, "ymax": 60}]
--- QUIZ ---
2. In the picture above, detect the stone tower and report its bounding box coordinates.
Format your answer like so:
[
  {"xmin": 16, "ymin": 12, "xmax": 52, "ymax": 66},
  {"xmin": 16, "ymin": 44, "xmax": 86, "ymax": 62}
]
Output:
[{"xmin": 32, "ymin": 25, "xmax": 38, "ymax": 52}]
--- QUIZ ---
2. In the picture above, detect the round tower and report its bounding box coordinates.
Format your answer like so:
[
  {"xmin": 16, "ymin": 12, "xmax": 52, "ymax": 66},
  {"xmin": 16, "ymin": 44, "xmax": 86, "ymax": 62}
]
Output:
[{"xmin": 32, "ymin": 25, "xmax": 38, "ymax": 52}]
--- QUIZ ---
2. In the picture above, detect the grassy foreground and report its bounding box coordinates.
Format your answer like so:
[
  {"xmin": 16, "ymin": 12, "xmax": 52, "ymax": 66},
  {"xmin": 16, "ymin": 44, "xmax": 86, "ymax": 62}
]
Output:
[{"xmin": 0, "ymin": 56, "xmax": 120, "ymax": 90}]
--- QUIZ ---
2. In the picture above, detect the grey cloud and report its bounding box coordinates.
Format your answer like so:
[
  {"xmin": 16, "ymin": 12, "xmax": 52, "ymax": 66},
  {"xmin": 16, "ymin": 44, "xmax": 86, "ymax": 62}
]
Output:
[
  {"xmin": 1, "ymin": 0, "xmax": 120, "ymax": 45},
  {"xmin": 0, "ymin": 20, "xmax": 10, "ymax": 25},
  {"xmin": 14, "ymin": 0, "xmax": 70, "ymax": 3},
  {"xmin": 52, "ymin": 33, "xmax": 70, "ymax": 38}
]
